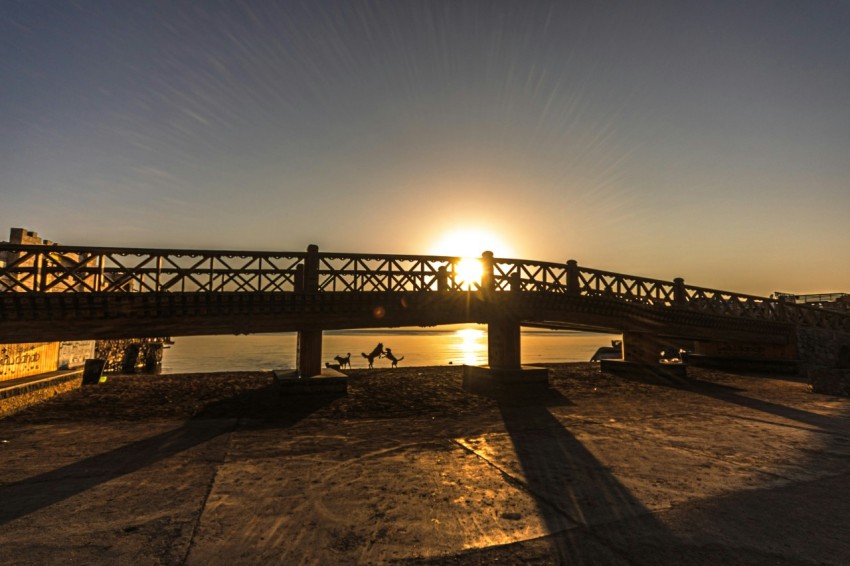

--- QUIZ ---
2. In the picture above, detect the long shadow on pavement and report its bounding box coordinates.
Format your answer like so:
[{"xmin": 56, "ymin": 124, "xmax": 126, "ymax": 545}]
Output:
[
  {"xmin": 429, "ymin": 386, "xmax": 672, "ymax": 564},
  {"xmin": 0, "ymin": 385, "xmax": 340, "ymax": 526},
  {"xmin": 653, "ymin": 374, "xmax": 848, "ymax": 432},
  {"xmin": 496, "ymin": 389, "xmax": 668, "ymax": 563}
]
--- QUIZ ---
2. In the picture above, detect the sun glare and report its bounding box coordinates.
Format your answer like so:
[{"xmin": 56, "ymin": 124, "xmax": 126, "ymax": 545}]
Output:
[
  {"xmin": 454, "ymin": 257, "xmax": 483, "ymax": 289},
  {"xmin": 429, "ymin": 228, "xmax": 512, "ymax": 258}
]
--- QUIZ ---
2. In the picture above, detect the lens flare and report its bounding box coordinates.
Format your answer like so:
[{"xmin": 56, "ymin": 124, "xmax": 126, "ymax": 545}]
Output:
[{"xmin": 454, "ymin": 257, "xmax": 483, "ymax": 289}]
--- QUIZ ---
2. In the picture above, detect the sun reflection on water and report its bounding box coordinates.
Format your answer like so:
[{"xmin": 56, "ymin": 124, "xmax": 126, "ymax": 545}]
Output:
[{"xmin": 456, "ymin": 327, "xmax": 487, "ymax": 366}]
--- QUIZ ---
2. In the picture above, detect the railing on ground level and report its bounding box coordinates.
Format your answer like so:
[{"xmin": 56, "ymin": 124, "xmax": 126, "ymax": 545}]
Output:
[{"xmin": 1, "ymin": 243, "xmax": 848, "ymax": 331}]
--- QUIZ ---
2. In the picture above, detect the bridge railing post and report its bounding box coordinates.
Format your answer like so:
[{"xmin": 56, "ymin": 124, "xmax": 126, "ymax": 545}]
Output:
[
  {"xmin": 673, "ymin": 277, "xmax": 687, "ymax": 306},
  {"xmin": 36, "ymin": 252, "xmax": 47, "ymax": 292},
  {"xmin": 294, "ymin": 264, "xmax": 305, "ymax": 292},
  {"xmin": 437, "ymin": 266, "xmax": 448, "ymax": 291},
  {"xmin": 509, "ymin": 272, "xmax": 521, "ymax": 293},
  {"xmin": 566, "ymin": 259, "xmax": 579, "ymax": 295},
  {"xmin": 481, "ymin": 251, "xmax": 495, "ymax": 293},
  {"xmin": 304, "ymin": 244, "xmax": 319, "ymax": 292}
]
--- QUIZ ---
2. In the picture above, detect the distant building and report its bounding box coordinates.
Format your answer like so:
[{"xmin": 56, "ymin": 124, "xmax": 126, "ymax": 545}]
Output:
[{"xmin": 773, "ymin": 292, "xmax": 849, "ymax": 312}]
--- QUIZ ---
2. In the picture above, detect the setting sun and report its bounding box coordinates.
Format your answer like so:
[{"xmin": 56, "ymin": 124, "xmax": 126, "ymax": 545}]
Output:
[
  {"xmin": 429, "ymin": 228, "xmax": 513, "ymax": 258},
  {"xmin": 454, "ymin": 257, "xmax": 483, "ymax": 289}
]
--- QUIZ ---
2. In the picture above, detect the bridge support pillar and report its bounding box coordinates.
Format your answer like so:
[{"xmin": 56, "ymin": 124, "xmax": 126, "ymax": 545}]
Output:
[
  {"xmin": 463, "ymin": 317, "xmax": 549, "ymax": 392},
  {"xmin": 297, "ymin": 330, "xmax": 323, "ymax": 377},
  {"xmin": 601, "ymin": 331, "xmax": 689, "ymax": 383},
  {"xmin": 621, "ymin": 331, "xmax": 665, "ymax": 365},
  {"xmin": 293, "ymin": 243, "xmax": 324, "ymax": 377},
  {"xmin": 487, "ymin": 318, "xmax": 521, "ymax": 370}
]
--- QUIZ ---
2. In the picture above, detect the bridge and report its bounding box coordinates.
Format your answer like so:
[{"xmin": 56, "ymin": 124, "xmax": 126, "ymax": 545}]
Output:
[{"xmin": 2, "ymin": 243, "xmax": 849, "ymax": 378}]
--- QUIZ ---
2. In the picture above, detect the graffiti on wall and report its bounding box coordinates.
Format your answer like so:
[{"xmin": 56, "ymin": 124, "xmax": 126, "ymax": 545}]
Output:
[{"xmin": 0, "ymin": 342, "xmax": 60, "ymax": 381}]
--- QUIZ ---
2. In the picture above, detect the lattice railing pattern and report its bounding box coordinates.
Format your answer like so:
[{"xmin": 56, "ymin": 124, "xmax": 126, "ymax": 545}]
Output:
[
  {"xmin": 0, "ymin": 245, "xmax": 305, "ymax": 293},
  {"xmin": 577, "ymin": 268, "xmax": 677, "ymax": 306},
  {"xmin": 492, "ymin": 260, "xmax": 569, "ymax": 292},
  {"xmin": 316, "ymin": 254, "xmax": 460, "ymax": 292},
  {"xmin": 2, "ymin": 244, "xmax": 848, "ymax": 331},
  {"xmin": 684, "ymin": 286, "xmax": 778, "ymax": 320}
]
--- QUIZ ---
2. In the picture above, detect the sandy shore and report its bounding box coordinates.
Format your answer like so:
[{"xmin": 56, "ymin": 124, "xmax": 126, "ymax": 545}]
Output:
[{"xmin": 2, "ymin": 363, "xmax": 850, "ymax": 564}]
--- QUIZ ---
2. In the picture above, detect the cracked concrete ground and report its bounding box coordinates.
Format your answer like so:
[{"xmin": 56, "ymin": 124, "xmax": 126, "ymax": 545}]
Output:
[{"xmin": 1, "ymin": 363, "xmax": 849, "ymax": 564}]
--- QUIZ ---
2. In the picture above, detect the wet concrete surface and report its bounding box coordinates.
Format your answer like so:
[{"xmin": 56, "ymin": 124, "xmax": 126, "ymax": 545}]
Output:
[{"xmin": 1, "ymin": 364, "xmax": 849, "ymax": 564}]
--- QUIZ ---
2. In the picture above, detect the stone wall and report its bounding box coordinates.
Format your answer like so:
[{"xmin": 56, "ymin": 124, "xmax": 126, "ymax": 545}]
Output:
[
  {"xmin": 0, "ymin": 373, "xmax": 82, "ymax": 418},
  {"xmin": 809, "ymin": 368, "xmax": 850, "ymax": 397},
  {"xmin": 797, "ymin": 327, "xmax": 850, "ymax": 372},
  {"xmin": 799, "ymin": 327, "xmax": 850, "ymax": 397}
]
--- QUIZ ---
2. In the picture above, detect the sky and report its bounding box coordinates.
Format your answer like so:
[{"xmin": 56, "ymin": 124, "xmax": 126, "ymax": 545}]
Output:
[{"xmin": 2, "ymin": 1, "xmax": 849, "ymax": 297}]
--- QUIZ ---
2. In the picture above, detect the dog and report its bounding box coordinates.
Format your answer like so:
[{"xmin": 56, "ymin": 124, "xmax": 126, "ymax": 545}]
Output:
[
  {"xmin": 361, "ymin": 343, "xmax": 385, "ymax": 369},
  {"xmin": 334, "ymin": 353, "xmax": 351, "ymax": 369},
  {"xmin": 384, "ymin": 347, "xmax": 404, "ymax": 368}
]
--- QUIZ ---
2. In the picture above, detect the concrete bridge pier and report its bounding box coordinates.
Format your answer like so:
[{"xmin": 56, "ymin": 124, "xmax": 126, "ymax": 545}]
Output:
[
  {"xmin": 294, "ymin": 244, "xmax": 324, "ymax": 378},
  {"xmin": 297, "ymin": 330, "xmax": 323, "ymax": 377},
  {"xmin": 487, "ymin": 317, "xmax": 521, "ymax": 370},
  {"xmin": 278, "ymin": 244, "xmax": 347, "ymax": 395},
  {"xmin": 462, "ymin": 252, "xmax": 549, "ymax": 392},
  {"xmin": 622, "ymin": 331, "xmax": 666, "ymax": 365},
  {"xmin": 601, "ymin": 331, "xmax": 689, "ymax": 382}
]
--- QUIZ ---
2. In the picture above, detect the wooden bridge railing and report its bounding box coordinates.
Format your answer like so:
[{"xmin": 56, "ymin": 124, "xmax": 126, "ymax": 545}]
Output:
[
  {"xmin": 1, "ymin": 244, "xmax": 848, "ymax": 331},
  {"xmin": 0, "ymin": 245, "xmax": 308, "ymax": 293},
  {"xmin": 316, "ymin": 252, "xmax": 466, "ymax": 292},
  {"xmin": 492, "ymin": 257, "xmax": 849, "ymax": 332},
  {"xmin": 0, "ymin": 245, "xmax": 473, "ymax": 294}
]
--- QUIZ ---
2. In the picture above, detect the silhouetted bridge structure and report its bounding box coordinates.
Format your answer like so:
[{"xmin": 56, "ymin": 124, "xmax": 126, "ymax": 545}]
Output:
[{"xmin": 2, "ymin": 243, "xmax": 849, "ymax": 377}]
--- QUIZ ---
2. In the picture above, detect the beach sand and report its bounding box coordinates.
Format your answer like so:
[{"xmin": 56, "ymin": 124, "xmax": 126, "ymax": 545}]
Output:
[{"xmin": 1, "ymin": 363, "xmax": 850, "ymax": 564}]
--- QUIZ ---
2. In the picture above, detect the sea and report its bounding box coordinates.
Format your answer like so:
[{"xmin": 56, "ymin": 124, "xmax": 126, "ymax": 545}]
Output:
[{"xmin": 160, "ymin": 326, "xmax": 621, "ymax": 374}]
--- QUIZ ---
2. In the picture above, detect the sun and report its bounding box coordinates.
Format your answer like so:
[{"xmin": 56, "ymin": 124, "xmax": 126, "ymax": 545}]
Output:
[
  {"xmin": 454, "ymin": 257, "xmax": 484, "ymax": 288},
  {"xmin": 429, "ymin": 228, "xmax": 513, "ymax": 258},
  {"xmin": 429, "ymin": 227, "xmax": 513, "ymax": 289}
]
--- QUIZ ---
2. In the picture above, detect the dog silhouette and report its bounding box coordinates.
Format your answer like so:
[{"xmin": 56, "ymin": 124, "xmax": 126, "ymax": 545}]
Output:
[
  {"xmin": 384, "ymin": 347, "xmax": 404, "ymax": 368},
  {"xmin": 361, "ymin": 343, "xmax": 385, "ymax": 368},
  {"xmin": 334, "ymin": 353, "xmax": 351, "ymax": 369}
]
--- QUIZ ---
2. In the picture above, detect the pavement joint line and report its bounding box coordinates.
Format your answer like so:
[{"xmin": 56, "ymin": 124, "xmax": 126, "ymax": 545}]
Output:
[
  {"xmin": 448, "ymin": 437, "xmax": 588, "ymax": 529},
  {"xmin": 179, "ymin": 419, "xmax": 238, "ymax": 566}
]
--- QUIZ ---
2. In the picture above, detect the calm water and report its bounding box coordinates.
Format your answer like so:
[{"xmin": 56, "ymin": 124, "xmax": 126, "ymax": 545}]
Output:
[{"xmin": 161, "ymin": 326, "xmax": 620, "ymax": 374}]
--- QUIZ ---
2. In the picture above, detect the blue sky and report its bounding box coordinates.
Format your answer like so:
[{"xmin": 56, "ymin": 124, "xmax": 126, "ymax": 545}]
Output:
[{"xmin": 2, "ymin": 1, "xmax": 849, "ymax": 295}]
